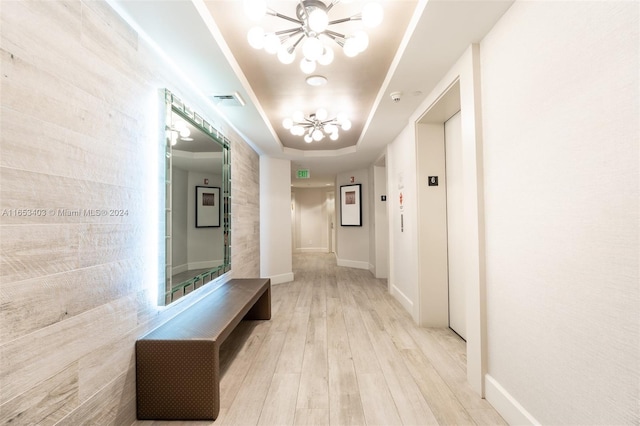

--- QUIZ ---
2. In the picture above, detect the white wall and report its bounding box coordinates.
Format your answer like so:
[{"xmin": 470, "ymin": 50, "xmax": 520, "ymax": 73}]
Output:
[
  {"xmin": 387, "ymin": 129, "xmax": 419, "ymax": 315},
  {"xmin": 385, "ymin": 1, "xmax": 639, "ymax": 423},
  {"xmin": 372, "ymin": 163, "xmax": 389, "ymax": 279},
  {"xmin": 336, "ymin": 169, "xmax": 371, "ymax": 270},
  {"xmin": 260, "ymin": 156, "xmax": 294, "ymax": 284},
  {"xmin": 479, "ymin": 1, "xmax": 639, "ymax": 424},
  {"xmin": 292, "ymin": 187, "xmax": 329, "ymax": 252}
]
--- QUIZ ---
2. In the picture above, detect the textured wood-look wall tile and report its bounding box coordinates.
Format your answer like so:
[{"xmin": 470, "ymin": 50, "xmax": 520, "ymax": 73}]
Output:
[
  {"xmin": 57, "ymin": 366, "xmax": 137, "ymax": 426},
  {"xmin": 78, "ymin": 331, "xmax": 137, "ymax": 401},
  {"xmin": 0, "ymin": 224, "xmax": 81, "ymax": 285},
  {"xmin": 0, "ymin": 1, "xmax": 82, "ymax": 62},
  {"xmin": 79, "ymin": 0, "xmax": 141, "ymax": 77},
  {"xmin": 0, "ymin": 258, "xmax": 145, "ymax": 341},
  {"xmin": 78, "ymin": 223, "xmax": 147, "ymax": 267},
  {"xmin": 0, "ymin": 296, "xmax": 137, "ymax": 405},
  {"xmin": 0, "ymin": 168, "xmax": 145, "ymax": 225},
  {"xmin": 230, "ymin": 137, "xmax": 260, "ymax": 278},
  {"xmin": 0, "ymin": 362, "xmax": 79, "ymax": 425},
  {"xmin": 1, "ymin": 107, "xmax": 144, "ymax": 188},
  {"xmin": 1, "ymin": 60, "xmax": 140, "ymax": 148}
]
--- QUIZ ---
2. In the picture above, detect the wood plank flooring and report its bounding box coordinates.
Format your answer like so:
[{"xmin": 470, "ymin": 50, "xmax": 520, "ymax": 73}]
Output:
[{"xmin": 136, "ymin": 253, "xmax": 506, "ymax": 426}]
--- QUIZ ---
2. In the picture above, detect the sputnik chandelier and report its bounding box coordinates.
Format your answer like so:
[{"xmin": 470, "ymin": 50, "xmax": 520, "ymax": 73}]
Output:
[
  {"xmin": 283, "ymin": 108, "xmax": 351, "ymax": 143},
  {"xmin": 244, "ymin": 0, "xmax": 384, "ymax": 74}
]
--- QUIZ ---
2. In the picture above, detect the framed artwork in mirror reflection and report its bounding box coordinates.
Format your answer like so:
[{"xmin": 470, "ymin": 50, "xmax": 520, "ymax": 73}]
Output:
[{"xmin": 196, "ymin": 186, "xmax": 220, "ymax": 227}]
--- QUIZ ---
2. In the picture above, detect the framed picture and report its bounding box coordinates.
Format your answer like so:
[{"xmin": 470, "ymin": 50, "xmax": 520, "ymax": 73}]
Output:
[
  {"xmin": 340, "ymin": 184, "xmax": 362, "ymax": 226},
  {"xmin": 195, "ymin": 186, "xmax": 220, "ymax": 228}
]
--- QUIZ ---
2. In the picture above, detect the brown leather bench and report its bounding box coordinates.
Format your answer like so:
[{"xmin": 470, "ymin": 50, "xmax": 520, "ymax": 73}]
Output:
[{"xmin": 135, "ymin": 278, "xmax": 271, "ymax": 420}]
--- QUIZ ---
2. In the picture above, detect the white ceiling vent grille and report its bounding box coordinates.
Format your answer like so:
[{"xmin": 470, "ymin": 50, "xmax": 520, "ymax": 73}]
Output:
[{"xmin": 210, "ymin": 92, "xmax": 246, "ymax": 107}]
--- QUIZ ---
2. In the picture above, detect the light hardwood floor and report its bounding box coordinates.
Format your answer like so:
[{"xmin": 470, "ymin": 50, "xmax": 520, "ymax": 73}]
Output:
[{"xmin": 137, "ymin": 253, "xmax": 506, "ymax": 426}]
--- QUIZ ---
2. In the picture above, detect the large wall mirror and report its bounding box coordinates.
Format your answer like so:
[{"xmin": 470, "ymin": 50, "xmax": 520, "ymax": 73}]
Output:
[{"xmin": 163, "ymin": 89, "xmax": 231, "ymax": 305}]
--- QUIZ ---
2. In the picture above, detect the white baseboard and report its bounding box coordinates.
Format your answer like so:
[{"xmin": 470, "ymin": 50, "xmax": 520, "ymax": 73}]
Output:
[
  {"xmin": 336, "ymin": 258, "xmax": 370, "ymax": 270},
  {"xmin": 369, "ymin": 263, "xmax": 376, "ymax": 275},
  {"xmin": 390, "ymin": 284, "xmax": 413, "ymax": 314},
  {"xmin": 189, "ymin": 260, "xmax": 223, "ymax": 270},
  {"xmin": 485, "ymin": 374, "xmax": 540, "ymax": 426},
  {"xmin": 295, "ymin": 247, "xmax": 329, "ymax": 253},
  {"xmin": 268, "ymin": 272, "xmax": 295, "ymax": 285},
  {"xmin": 172, "ymin": 263, "xmax": 188, "ymax": 275}
]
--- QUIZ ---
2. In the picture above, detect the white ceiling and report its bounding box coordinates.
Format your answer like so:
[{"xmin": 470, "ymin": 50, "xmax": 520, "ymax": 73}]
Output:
[{"xmin": 109, "ymin": 0, "xmax": 513, "ymax": 187}]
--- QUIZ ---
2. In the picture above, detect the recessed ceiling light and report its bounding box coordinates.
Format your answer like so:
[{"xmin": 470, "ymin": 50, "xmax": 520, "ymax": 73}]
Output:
[{"xmin": 306, "ymin": 75, "xmax": 327, "ymax": 86}]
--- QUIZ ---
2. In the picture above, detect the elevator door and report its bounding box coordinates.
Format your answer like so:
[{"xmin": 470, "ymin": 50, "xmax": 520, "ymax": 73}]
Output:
[{"xmin": 445, "ymin": 111, "xmax": 466, "ymax": 340}]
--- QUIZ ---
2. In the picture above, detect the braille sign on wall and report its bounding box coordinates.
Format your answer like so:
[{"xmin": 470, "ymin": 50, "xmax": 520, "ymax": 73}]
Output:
[
  {"xmin": 428, "ymin": 176, "xmax": 439, "ymax": 186},
  {"xmin": 381, "ymin": 195, "xmax": 387, "ymax": 201}
]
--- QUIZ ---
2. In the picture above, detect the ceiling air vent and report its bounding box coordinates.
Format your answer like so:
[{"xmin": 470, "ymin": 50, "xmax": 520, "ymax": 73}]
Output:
[{"xmin": 210, "ymin": 92, "xmax": 246, "ymax": 107}]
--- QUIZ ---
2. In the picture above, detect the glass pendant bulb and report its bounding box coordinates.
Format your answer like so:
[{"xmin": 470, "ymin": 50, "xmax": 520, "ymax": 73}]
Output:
[
  {"xmin": 302, "ymin": 37, "xmax": 323, "ymax": 61},
  {"xmin": 300, "ymin": 58, "xmax": 316, "ymax": 74},
  {"xmin": 244, "ymin": 0, "xmax": 267, "ymax": 21},
  {"xmin": 353, "ymin": 30, "xmax": 369, "ymax": 53},
  {"xmin": 317, "ymin": 45, "xmax": 334, "ymax": 66},
  {"xmin": 324, "ymin": 123, "xmax": 337, "ymax": 134},
  {"xmin": 343, "ymin": 36, "xmax": 360, "ymax": 57},
  {"xmin": 362, "ymin": 2, "xmax": 383, "ymax": 27},
  {"xmin": 304, "ymin": 134, "xmax": 313, "ymax": 143},
  {"xmin": 264, "ymin": 33, "xmax": 281, "ymax": 54},
  {"xmin": 341, "ymin": 119, "xmax": 352, "ymax": 131},
  {"xmin": 312, "ymin": 129, "xmax": 324, "ymax": 141},
  {"xmin": 282, "ymin": 117, "xmax": 293, "ymax": 129},
  {"xmin": 308, "ymin": 8, "xmax": 329, "ymax": 32},
  {"xmin": 277, "ymin": 46, "xmax": 295, "ymax": 64},
  {"xmin": 315, "ymin": 108, "xmax": 328, "ymax": 121},
  {"xmin": 292, "ymin": 111, "xmax": 305, "ymax": 122},
  {"xmin": 330, "ymin": 132, "xmax": 339, "ymax": 141},
  {"xmin": 247, "ymin": 27, "xmax": 265, "ymax": 49}
]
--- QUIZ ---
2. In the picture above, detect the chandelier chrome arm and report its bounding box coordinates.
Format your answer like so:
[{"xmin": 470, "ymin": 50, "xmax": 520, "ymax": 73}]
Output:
[{"xmin": 266, "ymin": 9, "xmax": 303, "ymax": 25}]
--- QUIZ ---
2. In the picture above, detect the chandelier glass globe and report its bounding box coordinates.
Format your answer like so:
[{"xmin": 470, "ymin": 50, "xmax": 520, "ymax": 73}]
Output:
[
  {"xmin": 300, "ymin": 58, "xmax": 316, "ymax": 74},
  {"xmin": 302, "ymin": 37, "xmax": 324, "ymax": 61},
  {"xmin": 308, "ymin": 8, "xmax": 329, "ymax": 33},
  {"xmin": 362, "ymin": 2, "xmax": 384, "ymax": 27}
]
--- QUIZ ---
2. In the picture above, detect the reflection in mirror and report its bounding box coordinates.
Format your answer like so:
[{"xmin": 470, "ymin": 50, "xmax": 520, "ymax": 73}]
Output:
[{"xmin": 163, "ymin": 90, "xmax": 231, "ymax": 305}]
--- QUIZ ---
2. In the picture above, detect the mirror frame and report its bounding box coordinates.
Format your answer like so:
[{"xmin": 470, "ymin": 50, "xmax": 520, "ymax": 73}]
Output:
[{"xmin": 162, "ymin": 89, "xmax": 231, "ymax": 305}]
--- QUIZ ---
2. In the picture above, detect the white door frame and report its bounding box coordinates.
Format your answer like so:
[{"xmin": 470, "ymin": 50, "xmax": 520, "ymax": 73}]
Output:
[
  {"xmin": 415, "ymin": 45, "xmax": 487, "ymax": 396},
  {"xmin": 326, "ymin": 191, "xmax": 335, "ymax": 253}
]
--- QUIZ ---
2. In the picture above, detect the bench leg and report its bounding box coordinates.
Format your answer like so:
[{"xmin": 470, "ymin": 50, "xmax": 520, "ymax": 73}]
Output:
[{"xmin": 243, "ymin": 286, "xmax": 271, "ymax": 320}]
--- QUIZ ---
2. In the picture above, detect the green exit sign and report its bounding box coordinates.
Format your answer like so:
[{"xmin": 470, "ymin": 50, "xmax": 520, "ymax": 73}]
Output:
[{"xmin": 297, "ymin": 169, "xmax": 310, "ymax": 179}]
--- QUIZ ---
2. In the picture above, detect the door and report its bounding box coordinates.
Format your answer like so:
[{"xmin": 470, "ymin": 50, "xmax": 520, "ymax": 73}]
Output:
[
  {"xmin": 327, "ymin": 191, "xmax": 335, "ymax": 253},
  {"xmin": 445, "ymin": 111, "xmax": 466, "ymax": 339}
]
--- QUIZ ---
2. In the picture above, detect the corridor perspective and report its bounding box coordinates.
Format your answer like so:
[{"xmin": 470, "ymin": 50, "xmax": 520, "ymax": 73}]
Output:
[{"xmin": 137, "ymin": 254, "xmax": 505, "ymax": 425}]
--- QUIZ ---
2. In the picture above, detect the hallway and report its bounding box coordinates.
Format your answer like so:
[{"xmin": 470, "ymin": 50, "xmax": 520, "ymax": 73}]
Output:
[{"xmin": 139, "ymin": 254, "xmax": 505, "ymax": 425}]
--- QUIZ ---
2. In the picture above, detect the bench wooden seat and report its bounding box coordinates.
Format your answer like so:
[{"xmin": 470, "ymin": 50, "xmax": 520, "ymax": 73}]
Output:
[{"xmin": 135, "ymin": 278, "xmax": 271, "ymax": 420}]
